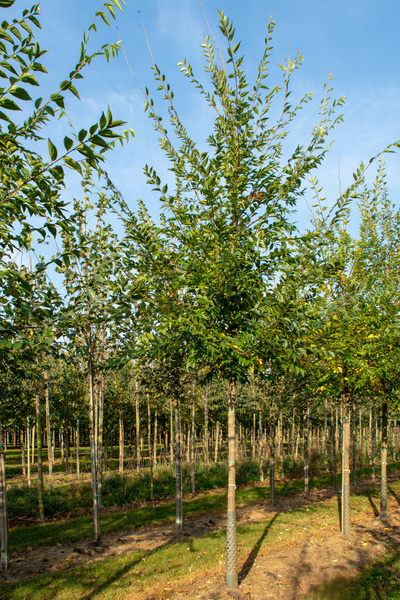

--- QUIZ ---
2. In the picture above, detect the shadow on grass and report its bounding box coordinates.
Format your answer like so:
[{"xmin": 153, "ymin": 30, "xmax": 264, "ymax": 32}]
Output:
[
  {"xmin": 307, "ymin": 545, "xmax": 400, "ymax": 599},
  {"xmin": 239, "ymin": 512, "xmax": 280, "ymax": 583},
  {"xmin": 388, "ymin": 485, "xmax": 400, "ymax": 507}
]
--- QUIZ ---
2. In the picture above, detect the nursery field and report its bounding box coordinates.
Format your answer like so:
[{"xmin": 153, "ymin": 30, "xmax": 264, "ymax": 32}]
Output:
[{"xmin": 1, "ymin": 442, "xmax": 400, "ymax": 599}]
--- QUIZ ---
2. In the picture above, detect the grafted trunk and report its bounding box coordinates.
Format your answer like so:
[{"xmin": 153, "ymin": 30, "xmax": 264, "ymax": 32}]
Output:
[
  {"xmin": 226, "ymin": 381, "xmax": 237, "ymax": 589},
  {"xmin": 380, "ymin": 401, "xmax": 388, "ymax": 521}
]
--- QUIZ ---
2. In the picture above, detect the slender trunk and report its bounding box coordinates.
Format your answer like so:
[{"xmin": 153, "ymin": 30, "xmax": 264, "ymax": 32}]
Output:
[
  {"xmin": 380, "ymin": 401, "xmax": 388, "ymax": 521},
  {"xmin": 252, "ymin": 408, "xmax": 256, "ymax": 459},
  {"xmin": 135, "ymin": 378, "xmax": 141, "ymax": 472},
  {"xmin": 331, "ymin": 404, "xmax": 337, "ymax": 490},
  {"xmin": 291, "ymin": 406, "xmax": 296, "ymax": 462},
  {"xmin": 304, "ymin": 405, "xmax": 309, "ymax": 496},
  {"xmin": 341, "ymin": 389, "xmax": 351, "ymax": 535},
  {"xmin": 27, "ymin": 418, "xmax": 31, "ymax": 487},
  {"xmin": 204, "ymin": 386, "xmax": 209, "ymax": 465},
  {"xmin": 31, "ymin": 425, "xmax": 35, "ymax": 466},
  {"xmin": 259, "ymin": 411, "xmax": 264, "ymax": 482},
  {"xmin": 371, "ymin": 407, "xmax": 376, "ymax": 481},
  {"xmin": 0, "ymin": 419, "xmax": 9, "ymax": 570},
  {"xmin": 269, "ymin": 422, "xmax": 275, "ymax": 505},
  {"xmin": 20, "ymin": 428, "xmax": 26, "ymax": 477},
  {"xmin": 88, "ymin": 356, "xmax": 100, "ymax": 542},
  {"xmin": 191, "ymin": 380, "xmax": 196, "ymax": 494},
  {"xmin": 352, "ymin": 399, "xmax": 357, "ymax": 487},
  {"xmin": 226, "ymin": 381, "xmax": 238, "ymax": 589},
  {"xmin": 169, "ymin": 398, "xmax": 174, "ymax": 467},
  {"xmin": 147, "ymin": 395, "xmax": 154, "ymax": 500},
  {"xmin": 119, "ymin": 406, "xmax": 124, "ymax": 477},
  {"xmin": 76, "ymin": 419, "xmax": 80, "ymax": 480},
  {"xmin": 97, "ymin": 375, "xmax": 105, "ymax": 501},
  {"xmin": 175, "ymin": 391, "xmax": 183, "ymax": 528},
  {"xmin": 153, "ymin": 409, "xmax": 157, "ymax": 467},
  {"xmin": 36, "ymin": 389, "xmax": 44, "ymax": 520},
  {"xmin": 64, "ymin": 424, "xmax": 70, "ymax": 473},
  {"xmin": 44, "ymin": 372, "xmax": 53, "ymax": 487},
  {"xmin": 214, "ymin": 421, "xmax": 220, "ymax": 463}
]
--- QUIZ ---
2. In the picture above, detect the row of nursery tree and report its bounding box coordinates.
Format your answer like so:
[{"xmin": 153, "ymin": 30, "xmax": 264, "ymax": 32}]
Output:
[{"xmin": 0, "ymin": 1, "xmax": 399, "ymax": 589}]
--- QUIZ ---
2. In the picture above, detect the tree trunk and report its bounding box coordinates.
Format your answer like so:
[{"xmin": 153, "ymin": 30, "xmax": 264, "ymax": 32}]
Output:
[
  {"xmin": 76, "ymin": 419, "xmax": 80, "ymax": 480},
  {"xmin": 175, "ymin": 391, "xmax": 183, "ymax": 528},
  {"xmin": 20, "ymin": 428, "xmax": 26, "ymax": 478},
  {"xmin": 269, "ymin": 422, "xmax": 275, "ymax": 505},
  {"xmin": 27, "ymin": 418, "xmax": 31, "ymax": 488},
  {"xmin": 341, "ymin": 389, "xmax": 351, "ymax": 535},
  {"xmin": 204, "ymin": 386, "xmax": 209, "ymax": 465},
  {"xmin": 153, "ymin": 409, "xmax": 158, "ymax": 467},
  {"xmin": 147, "ymin": 395, "xmax": 154, "ymax": 500},
  {"xmin": 380, "ymin": 401, "xmax": 388, "ymax": 521},
  {"xmin": 371, "ymin": 406, "xmax": 376, "ymax": 481},
  {"xmin": 214, "ymin": 421, "xmax": 220, "ymax": 463},
  {"xmin": 304, "ymin": 405, "xmax": 309, "ymax": 496},
  {"xmin": 88, "ymin": 356, "xmax": 100, "ymax": 542},
  {"xmin": 331, "ymin": 404, "xmax": 337, "ymax": 490},
  {"xmin": 226, "ymin": 381, "xmax": 238, "ymax": 589},
  {"xmin": 169, "ymin": 398, "xmax": 174, "ymax": 467},
  {"xmin": 35, "ymin": 388, "xmax": 44, "ymax": 520},
  {"xmin": 352, "ymin": 399, "xmax": 357, "ymax": 487},
  {"xmin": 191, "ymin": 380, "xmax": 196, "ymax": 494},
  {"xmin": 119, "ymin": 406, "xmax": 124, "ymax": 477},
  {"xmin": 0, "ymin": 419, "xmax": 8, "ymax": 570},
  {"xmin": 135, "ymin": 378, "xmax": 141, "ymax": 472},
  {"xmin": 44, "ymin": 372, "xmax": 53, "ymax": 487}
]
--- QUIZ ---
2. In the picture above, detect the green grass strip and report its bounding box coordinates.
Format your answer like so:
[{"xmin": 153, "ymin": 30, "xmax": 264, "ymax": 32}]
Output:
[{"xmin": 8, "ymin": 461, "xmax": 400, "ymax": 554}]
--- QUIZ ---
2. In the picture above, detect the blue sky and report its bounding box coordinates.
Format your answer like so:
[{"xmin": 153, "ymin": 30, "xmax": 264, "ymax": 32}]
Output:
[{"xmin": 5, "ymin": 0, "xmax": 400, "ymax": 250}]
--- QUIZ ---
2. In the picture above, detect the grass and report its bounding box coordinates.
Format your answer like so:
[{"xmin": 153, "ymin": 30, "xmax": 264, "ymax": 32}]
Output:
[
  {"xmin": 7, "ymin": 459, "xmax": 400, "ymax": 555},
  {"xmin": 3, "ymin": 480, "xmax": 400, "ymax": 600},
  {"xmin": 308, "ymin": 547, "xmax": 400, "ymax": 599}
]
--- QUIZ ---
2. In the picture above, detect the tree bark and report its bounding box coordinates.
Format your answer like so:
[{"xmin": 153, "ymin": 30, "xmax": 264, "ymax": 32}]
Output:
[
  {"xmin": 0, "ymin": 419, "xmax": 8, "ymax": 570},
  {"xmin": 88, "ymin": 356, "xmax": 100, "ymax": 542},
  {"xmin": 44, "ymin": 372, "xmax": 53, "ymax": 487},
  {"xmin": 269, "ymin": 421, "xmax": 275, "ymax": 505},
  {"xmin": 119, "ymin": 406, "xmax": 124, "ymax": 477},
  {"xmin": 341, "ymin": 389, "xmax": 351, "ymax": 535},
  {"xmin": 380, "ymin": 401, "xmax": 388, "ymax": 521},
  {"xmin": 76, "ymin": 419, "xmax": 80, "ymax": 480},
  {"xmin": 175, "ymin": 390, "xmax": 183, "ymax": 528},
  {"xmin": 135, "ymin": 378, "xmax": 141, "ymax": 472},
  {"xmin": 191, "ymin": 380, "xmax": 196, "ymax": 494},
  {"xmin": 226, "ymin": 381, "xmax": 238, "ymax": 589},
  {"xmin": 204, "ymin": 386, "xmax": 209, "ymax": 465},
  {"xmin": 214, "ymin": 420, "xmax": 220, "ymax": 463},
  {"xmin": 304, "ymin": 405, "xmax": 309, "ymax": 496},
  {"xmin": 35, "ymin": 388, "xmax": 44, "ymax": 521},
  {"xmin": 147, "ymin": 394, "xmax": 154, "ymax": 500}
]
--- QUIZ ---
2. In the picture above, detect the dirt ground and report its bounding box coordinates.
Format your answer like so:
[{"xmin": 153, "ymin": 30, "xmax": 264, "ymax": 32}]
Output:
[{"xmin": 1, "ymin": 475, "xmax": 400, "ymax": 599}]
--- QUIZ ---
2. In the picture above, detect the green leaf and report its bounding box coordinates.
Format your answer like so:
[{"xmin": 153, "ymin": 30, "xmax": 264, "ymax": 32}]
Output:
[
  {"xmin": 9, "ymin": 85, "xmax": 31, "ymax": 101},
  {"xmin": 48, "ymin": 139, "xmax": 57, "ymax": 161},
  {"xmin": 63, "ymin": 136, "xmax": 73, "ymax": 152},
  {"xmin": 0, "ymin": 97, "xmax": 20, "ymax": 110},
  {"xmin": 64, "ymin": 156, "xmax": 82, "ymax": 175}
]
